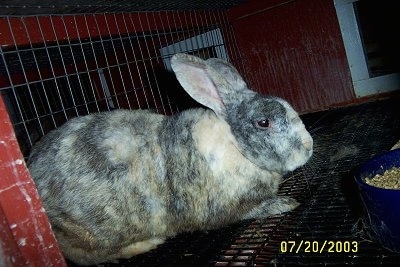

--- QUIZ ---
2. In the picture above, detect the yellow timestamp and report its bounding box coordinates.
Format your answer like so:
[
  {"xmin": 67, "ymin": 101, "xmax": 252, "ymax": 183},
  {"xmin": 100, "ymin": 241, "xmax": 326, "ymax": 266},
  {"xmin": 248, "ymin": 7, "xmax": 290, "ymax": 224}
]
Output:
[{"xmin": 280, "ymin": 240, "xmax": 358, "ymax": 253}]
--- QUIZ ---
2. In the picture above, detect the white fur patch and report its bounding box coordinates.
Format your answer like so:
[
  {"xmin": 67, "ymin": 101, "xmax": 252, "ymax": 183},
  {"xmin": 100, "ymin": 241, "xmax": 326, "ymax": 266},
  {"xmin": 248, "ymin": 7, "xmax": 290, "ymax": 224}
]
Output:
[{"xmin": 102, "ymin": 127, "xmax": 138, "ymax": 163}]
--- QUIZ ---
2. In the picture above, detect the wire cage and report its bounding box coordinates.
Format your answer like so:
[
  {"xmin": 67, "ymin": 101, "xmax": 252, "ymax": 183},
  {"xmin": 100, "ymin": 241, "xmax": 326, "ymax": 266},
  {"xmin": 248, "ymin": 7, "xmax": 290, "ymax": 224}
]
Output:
[{"xmin": 0, "ymin": 5, "xmax": 244, "ymax": 157}]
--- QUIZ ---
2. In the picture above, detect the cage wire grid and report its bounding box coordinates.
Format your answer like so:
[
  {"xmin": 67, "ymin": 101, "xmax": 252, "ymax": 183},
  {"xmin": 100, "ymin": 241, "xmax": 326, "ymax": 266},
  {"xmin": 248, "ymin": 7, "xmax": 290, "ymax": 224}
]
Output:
[{"xmin": 0, "ymin": 9, "xmax": 243, "ymax": 156}]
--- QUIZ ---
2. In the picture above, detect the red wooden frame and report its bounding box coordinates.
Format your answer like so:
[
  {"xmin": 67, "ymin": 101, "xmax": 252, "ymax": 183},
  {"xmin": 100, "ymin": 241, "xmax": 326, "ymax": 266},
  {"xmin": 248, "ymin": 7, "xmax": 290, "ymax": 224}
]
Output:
[{"xmin": 0, "ymin": 94, "xmax": 66, "ymax": 266}]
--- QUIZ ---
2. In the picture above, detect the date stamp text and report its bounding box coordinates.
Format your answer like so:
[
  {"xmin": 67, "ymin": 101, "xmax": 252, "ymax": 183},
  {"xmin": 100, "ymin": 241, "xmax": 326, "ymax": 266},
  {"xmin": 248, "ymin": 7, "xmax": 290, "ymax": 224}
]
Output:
[{"xmin": 280, "ymin": 240, "xmax": 358, "ymax": 253}]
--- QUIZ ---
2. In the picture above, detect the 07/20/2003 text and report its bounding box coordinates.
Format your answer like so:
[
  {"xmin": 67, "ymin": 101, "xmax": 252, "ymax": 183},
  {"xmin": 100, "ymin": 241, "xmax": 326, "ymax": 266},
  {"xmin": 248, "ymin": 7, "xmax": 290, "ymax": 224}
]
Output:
[{"xmin": 280, "ymin": 240, "xmax": 358, "ymax": 253}]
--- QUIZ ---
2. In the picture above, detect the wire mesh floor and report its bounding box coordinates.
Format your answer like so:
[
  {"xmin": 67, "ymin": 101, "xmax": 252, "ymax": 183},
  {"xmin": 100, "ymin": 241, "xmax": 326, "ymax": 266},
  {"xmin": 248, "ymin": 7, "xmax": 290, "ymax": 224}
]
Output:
[{"xmin": 67, "ymin": 96, "xmax": 400, "ymax": 267}]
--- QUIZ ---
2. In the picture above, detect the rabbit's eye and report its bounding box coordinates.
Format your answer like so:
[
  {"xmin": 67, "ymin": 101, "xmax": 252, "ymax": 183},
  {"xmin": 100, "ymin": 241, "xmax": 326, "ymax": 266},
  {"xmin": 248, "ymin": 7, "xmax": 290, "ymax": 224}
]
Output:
[{"xmin": 256, "ymin": 119, "xmax": 270, "ymax": 128}]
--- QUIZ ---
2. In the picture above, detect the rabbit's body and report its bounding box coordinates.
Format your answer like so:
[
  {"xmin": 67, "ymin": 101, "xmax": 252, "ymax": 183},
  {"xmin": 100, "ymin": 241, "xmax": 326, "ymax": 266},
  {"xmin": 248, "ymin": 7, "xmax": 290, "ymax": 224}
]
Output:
[{"xmin": 28, "ymin": 54, "xmax": 313, "ymax": 265}]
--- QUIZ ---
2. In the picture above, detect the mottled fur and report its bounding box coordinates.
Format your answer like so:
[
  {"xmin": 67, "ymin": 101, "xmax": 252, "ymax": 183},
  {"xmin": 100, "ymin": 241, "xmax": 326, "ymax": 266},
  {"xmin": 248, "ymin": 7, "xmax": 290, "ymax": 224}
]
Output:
[{"xmin": 27, "ymin": 53, "xmax": 313, "ymax": 265}]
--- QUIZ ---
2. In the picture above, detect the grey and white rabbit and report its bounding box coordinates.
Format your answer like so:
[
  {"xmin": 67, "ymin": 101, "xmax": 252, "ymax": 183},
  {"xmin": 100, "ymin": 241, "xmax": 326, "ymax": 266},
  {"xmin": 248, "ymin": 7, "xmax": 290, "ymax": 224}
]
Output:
[{"xmin": 27, "ymin": 53, "xmax": 313, "ymax": 265}]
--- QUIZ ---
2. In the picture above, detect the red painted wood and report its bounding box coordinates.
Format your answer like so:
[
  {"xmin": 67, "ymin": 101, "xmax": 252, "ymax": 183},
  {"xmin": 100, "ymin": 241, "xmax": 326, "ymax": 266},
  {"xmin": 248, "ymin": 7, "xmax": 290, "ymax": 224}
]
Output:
[
  {"xmin": 227, "ymin": 0, "xmax": 355, "ymax": 113},
  {"xmin": 0, "ymin": 94, "xmax": 66, "ymax": 266},
  {"xmin": 0, "ymin": 205, "xmax": 26, "ymax": 266}
]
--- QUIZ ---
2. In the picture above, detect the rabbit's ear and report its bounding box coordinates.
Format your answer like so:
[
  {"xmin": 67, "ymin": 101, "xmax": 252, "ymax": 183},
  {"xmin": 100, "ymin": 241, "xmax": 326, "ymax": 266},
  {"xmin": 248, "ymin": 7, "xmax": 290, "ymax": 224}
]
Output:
[
  {"xmin": 171, "ymin": 53, "xmax": 226, "ymax": 117},
  {"xmin": 205, "ymin": 58, "xmax": 247, "ymax": 92}
]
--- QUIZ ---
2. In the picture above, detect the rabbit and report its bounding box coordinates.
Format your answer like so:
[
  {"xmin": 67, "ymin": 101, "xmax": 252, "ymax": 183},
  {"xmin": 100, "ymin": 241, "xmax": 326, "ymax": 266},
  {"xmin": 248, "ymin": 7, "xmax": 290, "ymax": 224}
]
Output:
[{"xmin": 27, "ymin": 53, "xmax": 313, "ymax": 265}]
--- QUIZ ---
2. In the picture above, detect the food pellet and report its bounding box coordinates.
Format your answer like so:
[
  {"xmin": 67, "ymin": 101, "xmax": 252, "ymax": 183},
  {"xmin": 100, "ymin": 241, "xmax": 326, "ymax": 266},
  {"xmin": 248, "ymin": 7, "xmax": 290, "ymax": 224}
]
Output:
[{"xmin": 364, "ymin": 167, "xmax": 400, "ymax": 189}]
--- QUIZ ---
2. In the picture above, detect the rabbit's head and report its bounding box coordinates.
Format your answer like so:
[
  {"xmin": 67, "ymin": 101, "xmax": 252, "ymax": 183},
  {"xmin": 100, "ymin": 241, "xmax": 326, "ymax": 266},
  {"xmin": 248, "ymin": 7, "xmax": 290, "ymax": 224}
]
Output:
[{"xmin": 171, "ymin": 53, "xmax": 313, "ymax": 173}]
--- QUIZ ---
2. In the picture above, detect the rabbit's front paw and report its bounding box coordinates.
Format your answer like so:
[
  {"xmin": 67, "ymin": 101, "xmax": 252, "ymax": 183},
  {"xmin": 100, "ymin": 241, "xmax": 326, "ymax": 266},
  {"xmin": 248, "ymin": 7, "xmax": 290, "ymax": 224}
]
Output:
[{"xmin": 243, "ymin": 196, "xmax": 299, "ymax": 219}]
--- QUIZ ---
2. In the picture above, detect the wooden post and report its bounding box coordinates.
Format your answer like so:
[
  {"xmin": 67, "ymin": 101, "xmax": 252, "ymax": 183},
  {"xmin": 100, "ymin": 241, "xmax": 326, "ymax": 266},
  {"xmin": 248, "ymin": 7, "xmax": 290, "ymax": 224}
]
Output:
[{"xmin": 0, "ymin": 94, "xmax": 66, "ymax": 267}]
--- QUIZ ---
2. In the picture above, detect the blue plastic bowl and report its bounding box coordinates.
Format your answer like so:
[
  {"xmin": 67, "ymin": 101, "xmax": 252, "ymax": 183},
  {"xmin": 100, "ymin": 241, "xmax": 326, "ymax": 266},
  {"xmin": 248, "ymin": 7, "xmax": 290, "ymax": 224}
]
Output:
[{"xmin": 354, "ymin": 148, "xmax": 400, "ymax": 253}]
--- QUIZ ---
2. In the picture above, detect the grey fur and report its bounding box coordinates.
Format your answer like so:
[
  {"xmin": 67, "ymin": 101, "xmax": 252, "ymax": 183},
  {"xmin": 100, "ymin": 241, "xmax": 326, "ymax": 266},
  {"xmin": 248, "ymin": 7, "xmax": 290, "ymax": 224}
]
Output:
[{"xmin": 27, "ymin": 53, "xmax": 313, "ymax": 265}]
